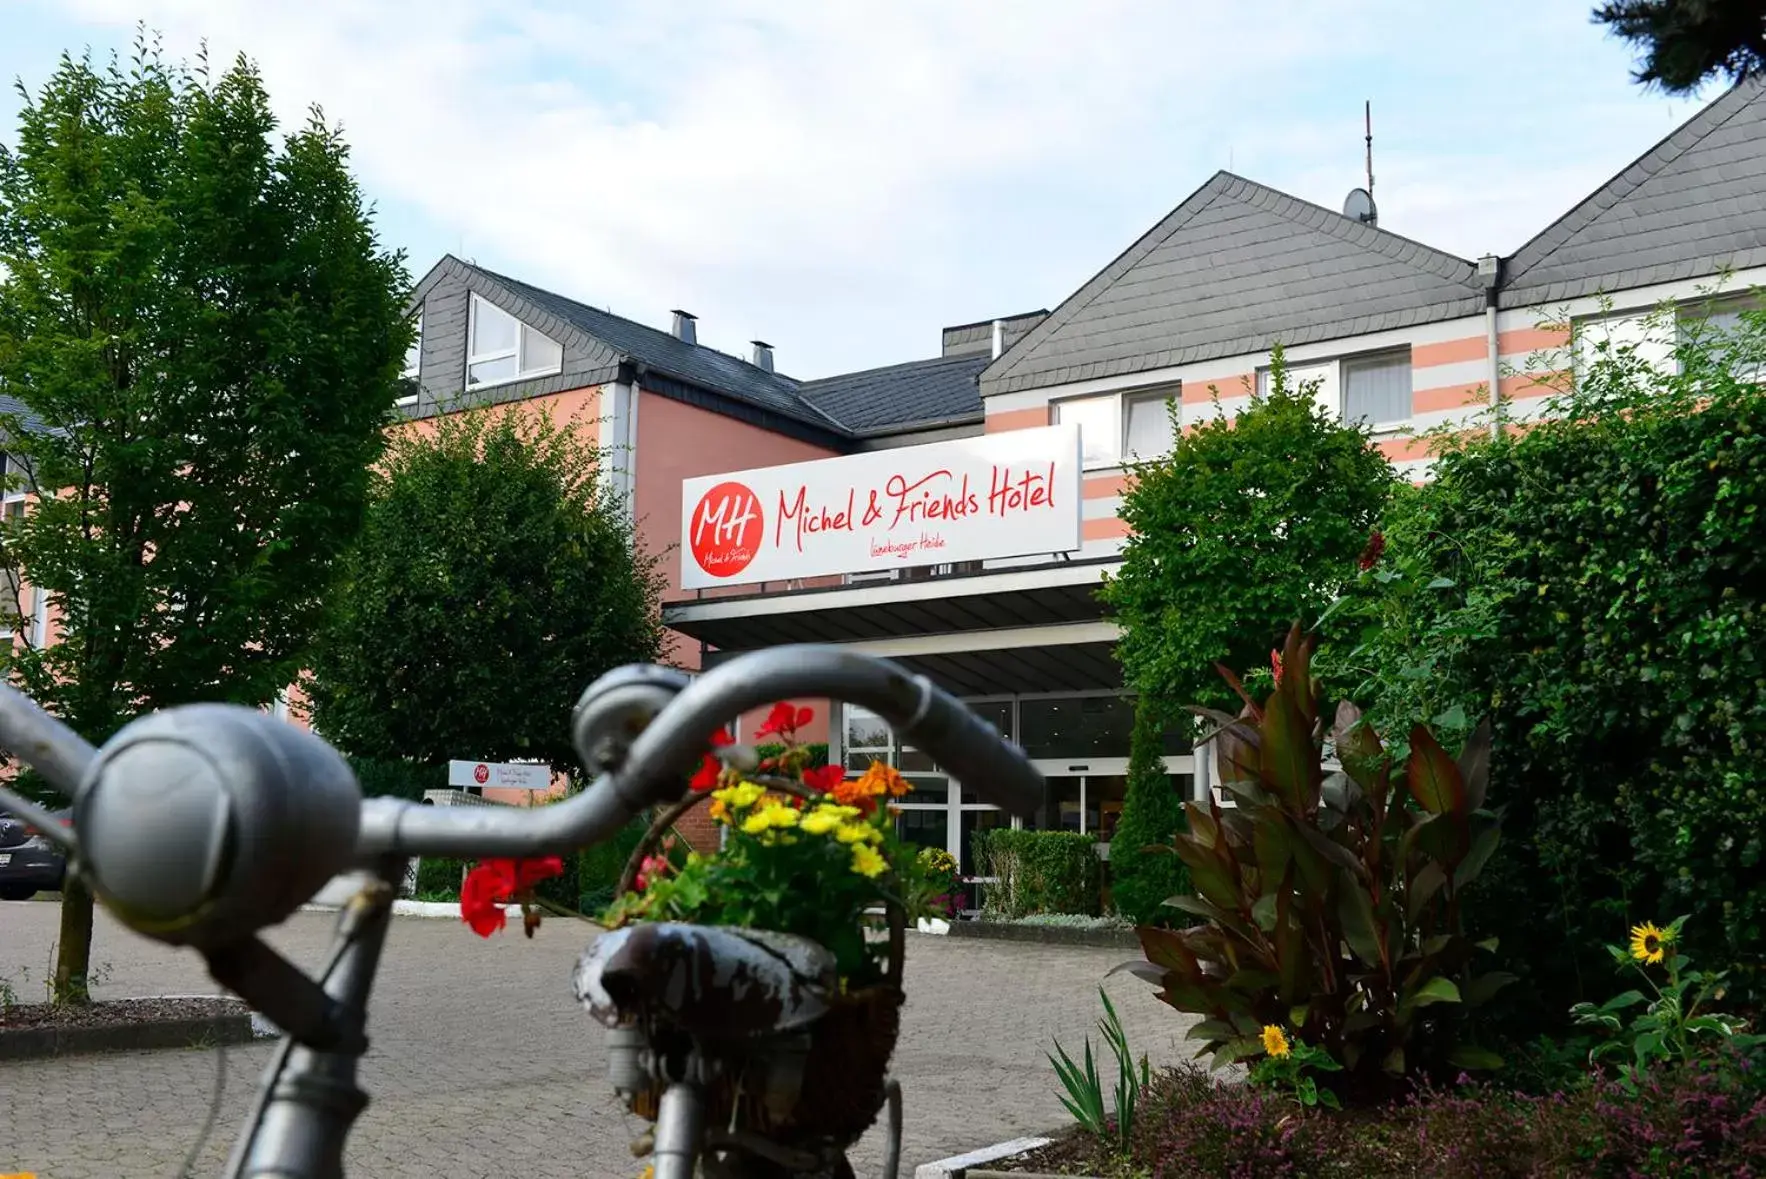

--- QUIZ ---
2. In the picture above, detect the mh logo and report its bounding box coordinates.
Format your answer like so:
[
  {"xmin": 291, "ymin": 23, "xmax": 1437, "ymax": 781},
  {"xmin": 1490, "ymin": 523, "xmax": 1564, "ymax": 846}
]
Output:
[{"xmin": 689, "ymin": 481, "xmax": 763, "ymax": 578}]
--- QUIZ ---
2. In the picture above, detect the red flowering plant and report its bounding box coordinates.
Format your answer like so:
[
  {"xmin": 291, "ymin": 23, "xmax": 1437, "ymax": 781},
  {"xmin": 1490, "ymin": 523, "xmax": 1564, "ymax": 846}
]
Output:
[
  {"xmin": 460, "ymin": 854, "xmax": 566, "ymax": 938},
  {"xmin": 597, "ymin": 701, "xmax": 942, "ymax": 985}
]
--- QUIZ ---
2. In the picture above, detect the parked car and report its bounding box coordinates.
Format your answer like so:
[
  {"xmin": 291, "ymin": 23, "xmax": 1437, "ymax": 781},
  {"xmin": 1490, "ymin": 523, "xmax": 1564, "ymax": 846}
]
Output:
[{"xmin": 0, "ymin": 806, "xmax": 69, "ymax": 901}]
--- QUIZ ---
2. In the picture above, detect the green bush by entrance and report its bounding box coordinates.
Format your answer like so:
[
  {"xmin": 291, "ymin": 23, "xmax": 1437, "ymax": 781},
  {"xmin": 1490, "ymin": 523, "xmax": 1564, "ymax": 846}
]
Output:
[{"xmin": 974, "ymin": 829, "xmax": 1101, "ymax": 918}]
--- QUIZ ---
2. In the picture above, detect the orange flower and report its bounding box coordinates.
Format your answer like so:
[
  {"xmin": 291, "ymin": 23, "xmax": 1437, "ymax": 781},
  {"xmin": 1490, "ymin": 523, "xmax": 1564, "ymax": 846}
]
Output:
[{"xmin": 855, "ymin": 761, "xmax": 911, "ymax": 798}]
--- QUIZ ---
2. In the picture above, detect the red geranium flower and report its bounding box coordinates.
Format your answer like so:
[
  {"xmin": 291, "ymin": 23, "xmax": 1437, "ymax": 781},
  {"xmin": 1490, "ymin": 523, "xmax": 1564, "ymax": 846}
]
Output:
[
  {"xmin": 801, "ymin": 764, "xmax": 845, "ymax": 794},
  {"xmin": 689, "ymin": 727, "xmax": 735, "ymax": 792},
  {"xmin": 460, "ymin": 856, "xmax": 564, "ymax": 938},
  {"xmin": 1358, "ymin": 530, "xmax": 1386, "ymax": 571},
  {"xmin": 755, "ymin": 701, "xmax": 814, "ymax": 740}
]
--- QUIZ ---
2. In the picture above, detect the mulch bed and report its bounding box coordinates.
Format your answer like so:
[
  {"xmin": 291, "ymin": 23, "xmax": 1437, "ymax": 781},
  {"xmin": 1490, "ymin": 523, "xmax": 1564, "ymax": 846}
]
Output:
[{"xmin": 0, "ymin": 996, "xmax": 257, "ymax": 1060}]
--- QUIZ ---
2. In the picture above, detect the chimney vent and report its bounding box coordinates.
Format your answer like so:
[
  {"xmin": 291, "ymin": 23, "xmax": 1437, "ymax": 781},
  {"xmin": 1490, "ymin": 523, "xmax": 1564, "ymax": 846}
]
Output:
[
  {"xmin": 991, "ymin": 318, "xmax": 1004, "ymax": 360},
  {"xmin": 751, "ymin": 340, "xmax": 774, "ymax": 373},
  {"xmin": 670, "ymin": 309, "xmax": 697, "ymax": 345}
]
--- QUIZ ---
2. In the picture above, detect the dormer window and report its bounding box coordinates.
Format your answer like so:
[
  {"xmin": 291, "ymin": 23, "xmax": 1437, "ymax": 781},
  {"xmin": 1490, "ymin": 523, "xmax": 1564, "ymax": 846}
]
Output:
[
  {"xmin": 467, "ymin": 294, "xmax": 563, "ymax": 388},
  {"xmin": 397, "ymin": 309, "xmax": 422, "ymax": 406}
]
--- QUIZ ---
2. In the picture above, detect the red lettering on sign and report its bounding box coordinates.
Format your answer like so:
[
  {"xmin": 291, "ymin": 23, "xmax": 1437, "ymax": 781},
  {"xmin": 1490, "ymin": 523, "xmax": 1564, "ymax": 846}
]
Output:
[
  {"xmin": 987, "ymin": 463, "xmax": 1057, "ymax": 517},
  {"xmin": 473, "ymin": 763, "xmax": 489, "ymax": 785},
  {"xmin": 776, "ymin": 486, "xmax": 856, "ymax": 552},
  {"xmin": 689, "ymin": 481, "xmax": 763, "ymax": 578}
]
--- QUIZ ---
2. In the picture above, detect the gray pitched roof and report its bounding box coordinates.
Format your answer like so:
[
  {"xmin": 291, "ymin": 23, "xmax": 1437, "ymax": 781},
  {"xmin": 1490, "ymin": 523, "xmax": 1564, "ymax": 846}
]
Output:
[
  {"xmin": 459, "ymin": 262, "xmax": 840, "ymax": 431},
  {"xmin": 799, "ymin": 352, "xmax": 990, "ymax": 435},
  {"xmin": 982, "ymin": 172, "xmax": 1484, "ymax": 396},
  {"xmin": 1500, "ymin": 78, "xmax": 1766, "ymax": 308},
  {"xmin": 941, "ymin": 311, "xmax": 1050, "ymax": 357}
]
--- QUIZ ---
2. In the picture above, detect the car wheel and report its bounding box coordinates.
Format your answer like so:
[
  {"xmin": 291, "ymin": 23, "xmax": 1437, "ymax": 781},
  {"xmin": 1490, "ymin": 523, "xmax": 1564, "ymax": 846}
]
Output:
[{"xmin": 0, "ymin": 885, "xmax": 36, "ymax": 901}]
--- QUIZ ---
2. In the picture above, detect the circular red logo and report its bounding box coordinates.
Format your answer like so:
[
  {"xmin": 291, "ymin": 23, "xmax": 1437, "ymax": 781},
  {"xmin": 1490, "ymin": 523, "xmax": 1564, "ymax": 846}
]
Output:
[
  {"xmin": 473, "ymin": 764, "xmax": 489, "ymax": 785},
  {"xmin": 689, "ymin": 481, "xmax": 763, "ymax": 579}
]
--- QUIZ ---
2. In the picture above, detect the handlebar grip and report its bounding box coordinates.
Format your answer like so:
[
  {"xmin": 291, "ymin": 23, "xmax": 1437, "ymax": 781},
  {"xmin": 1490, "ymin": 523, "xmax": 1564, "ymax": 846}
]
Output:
[{"xmin": 895, "ymin": 681, "xmax": 1043, "ymax": 820}]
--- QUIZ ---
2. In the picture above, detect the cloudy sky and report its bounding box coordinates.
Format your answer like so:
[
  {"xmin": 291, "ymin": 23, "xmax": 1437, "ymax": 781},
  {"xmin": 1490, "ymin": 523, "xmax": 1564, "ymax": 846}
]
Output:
[{"xmin": 0, "ymin": 1, "xmax": 1720, "ymax": 378}]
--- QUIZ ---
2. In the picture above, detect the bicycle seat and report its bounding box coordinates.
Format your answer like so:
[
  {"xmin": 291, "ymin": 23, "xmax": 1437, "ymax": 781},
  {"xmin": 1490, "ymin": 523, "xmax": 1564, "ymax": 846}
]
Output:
[{"xmin": 574, "ymin": 922, "xmax": 838, "ymax": 1040}]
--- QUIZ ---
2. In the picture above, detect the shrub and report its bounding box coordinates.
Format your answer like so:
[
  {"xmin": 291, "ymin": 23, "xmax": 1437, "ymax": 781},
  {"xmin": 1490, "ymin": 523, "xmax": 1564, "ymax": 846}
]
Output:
[
  {"xmin": 1345, "ymin": 302, "xmax": 1766, "ymax": 1015},
  {"xmin": 1108, "ymin": 697, "xmax": 1192, "ymax": 926},
  {"xmin": 576, "ymin": 815, "xmax": 653, "ymax": 915},
  {"xmin": 414, "ymin": 856, "xmax": 470, "ymax": 900},
  {"xmin": 1126, "ymin": 625, "xmax": 1511, "ymax": 1101},
  {"xmin": 753, "ymin": 741, "xmax": 828, "ymax": 770},
  {"xmin": 975, "ymin": 829, "xmax": 1101, "ymax": 918},
  {"xmin": 350, "ymin": 758, "xmax": 439, "ymax": 802}
]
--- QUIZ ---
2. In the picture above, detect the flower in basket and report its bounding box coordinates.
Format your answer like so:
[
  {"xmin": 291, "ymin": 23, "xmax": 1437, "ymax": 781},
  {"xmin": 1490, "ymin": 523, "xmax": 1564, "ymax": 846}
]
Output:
[
  {"xmin": 913, "ymin": 846, "xmax": 962, "ymax": 919},
  {"xmin": 597, "ymin": 704, "xmax": 944, "ymax": 987}
]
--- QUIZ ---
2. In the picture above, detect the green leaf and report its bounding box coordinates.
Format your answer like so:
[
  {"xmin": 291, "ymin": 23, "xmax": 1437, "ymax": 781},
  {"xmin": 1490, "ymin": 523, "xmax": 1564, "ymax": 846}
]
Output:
[
  {"xmin": 1405, "ymin": 976, "xmax": 1462, "ymax": 1011},
  {"xmin": 1405, "ymin": 725, "xmax": 1465, "ymax": 815},
  {"xmin": 1426, "ymin": 576, "xmax": 1457, "ymax": 589},
  {"xmin": 1260, "ymin": 686, "xmax": 1318, "ymax": 811},
  {"xmin": 1251, "ymin": 892, "xmax": 1279, "ymax": 932},
  {"xmin": 1337, "ymin": 872, "xmax": 1384, "ymax": 968},
  {"xmin": 1463, "ymin": 971, "xmax": 1518, "ymax": 1006},
  {"xmin": 1446, "ymin": 1045, "xmax": 1505, "ymax": 1071},
  {"xmin": 1454, "ymin": 818, "xmax": 1502, "ymax": 888},
  {"xmin": 1431, "ymin": 704, "xmax": 1469, "ymax": 731},
  {"xmin": 1407, "ymin": 861, "xmax": 1448, "ymax": 923},
  {"xmin": 1456, "ymin": 718, "xmax": 1492, "ymax": 812}
]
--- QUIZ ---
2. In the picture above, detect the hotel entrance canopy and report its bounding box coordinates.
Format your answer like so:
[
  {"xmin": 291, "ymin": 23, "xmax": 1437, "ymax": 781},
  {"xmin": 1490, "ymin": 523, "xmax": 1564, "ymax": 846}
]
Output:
[{"xmin": 662, "ymin": 558, "xmax": 1122, "ymax": 696}]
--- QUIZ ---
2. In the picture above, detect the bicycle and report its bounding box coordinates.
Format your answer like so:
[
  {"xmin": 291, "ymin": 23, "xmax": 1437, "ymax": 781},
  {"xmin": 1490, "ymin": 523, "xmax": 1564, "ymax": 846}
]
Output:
[{"xmin": 0, "ymin": 645, "xmax": 1044, "ymax": 1179}]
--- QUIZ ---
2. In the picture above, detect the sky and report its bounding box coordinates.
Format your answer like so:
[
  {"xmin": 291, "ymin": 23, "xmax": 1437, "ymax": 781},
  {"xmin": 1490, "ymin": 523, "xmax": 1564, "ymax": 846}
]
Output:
[{"xmin": 0, "ymin": 1, "xmax": 1724, "ymax": 379}]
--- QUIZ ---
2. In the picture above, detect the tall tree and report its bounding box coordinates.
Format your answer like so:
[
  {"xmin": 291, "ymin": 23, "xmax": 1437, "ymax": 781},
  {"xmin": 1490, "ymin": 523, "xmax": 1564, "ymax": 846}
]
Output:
[
  {"xmin": 304, "ymin": 409, "xmax": 666, "ymax": 776},
  {"xmin": 1594, "ymin": 0, "xmax": 1766, "ymax": 92},
  {"xmin": 0, "ymin": 39, "xmax": 411, "ymax": 1002},
  {"xmin": 1102, "ymin": 350, "xmax": 1397, "ymax": 715}
]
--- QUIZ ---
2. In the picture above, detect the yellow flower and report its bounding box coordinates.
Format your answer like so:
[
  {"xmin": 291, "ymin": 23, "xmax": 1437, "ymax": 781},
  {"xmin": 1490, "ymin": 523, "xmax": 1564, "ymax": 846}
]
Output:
[
  {"xmin": 814, "ymin": 802, "xmax": 862, "ymax": 819},
  {"xmin": 713, "ymin": 782, "xmax": 766, "ymax": 810},
  {"xmin": 740, "ymin": 802, "xmax": 800, "ymax": 835},
  {"xmin": 835, "ymin": 821, "xmax": 881, "ymax": 845},
  {"xmin": 708, "ymin": 797, "xmax": 728, "ymax": 823},
  {"xmin": 800, "ymin": 809, "xmax": 842, "ymax": 835},
  {"xmin": 1629, "ymin": 921, "xmax": 1671, "ymax": 965},
  {"xmin": 850, "ymin": 843, "xmax": 887, "ymax": 878},
  {"xmin": 1261, "ymin": 1025, "xmax": 1291, "ymax": 1058},
  {"xmin": 639, "ymin": 1167, "xmax": 654, "ymax": 1179}
]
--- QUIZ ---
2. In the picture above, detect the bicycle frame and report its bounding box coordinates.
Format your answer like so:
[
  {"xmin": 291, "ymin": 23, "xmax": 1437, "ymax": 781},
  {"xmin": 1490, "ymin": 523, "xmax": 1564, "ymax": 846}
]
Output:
[{"xmin": 0, "ymin": 645, "xmax": 1044, "ymax": 1178}]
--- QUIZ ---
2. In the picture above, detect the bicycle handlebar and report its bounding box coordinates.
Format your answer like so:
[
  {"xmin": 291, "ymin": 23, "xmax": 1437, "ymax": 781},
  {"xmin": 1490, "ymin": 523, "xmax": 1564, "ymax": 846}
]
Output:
[{"xmin": 0, "ymin": 645, "xmax": 1044, "ymax": 952}]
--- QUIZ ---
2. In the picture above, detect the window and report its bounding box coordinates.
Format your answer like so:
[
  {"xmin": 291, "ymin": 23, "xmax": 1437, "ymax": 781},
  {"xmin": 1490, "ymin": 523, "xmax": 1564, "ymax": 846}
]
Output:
[
  {"xmin": 1679, "ymin": 302, "xmax": 1764, "ymax": 383},
  {"xmin": 1342, "ymin": 350, "xmax": 1412, "ymax": 428},
  {"xmin": 1054, "ymin": 396, "xmax": 1119, "ymax": 468},
  {"xmin": 0, "ymin": 454, "xmax": 25, "ymax": 503},
  {"xmin": 397, "ymin": 310, "xmax": 422, "ymax": 406},
  {"xmin": 1053, "ymin": 387, "xmax": 1179, "ymax": 468},
  {"xmin": 1123, "ymin": 390, "xmax": 1176, "ymax": 459},
  {"xmin": 1257, "ymin": 362, "xmax": 1336, "ymax": 416},
  {"xmin": 467, "ymin": 294, "xmax": 564, "ymax": 388},
  {"xmin": 0, "ymin": 501, "xmax": 22, "ymax": 636}
]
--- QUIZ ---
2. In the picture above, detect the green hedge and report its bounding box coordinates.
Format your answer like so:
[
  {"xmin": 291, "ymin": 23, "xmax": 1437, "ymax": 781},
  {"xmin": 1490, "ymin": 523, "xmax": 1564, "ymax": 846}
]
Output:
[
  {"xmin": 753, "ymin": 741, "xmax": 830, "ymax": 769},
  {"xmin": 1108, "ymin": 698, "xmax": 1192, "ymax": 926},
  {"xmin": 974, "ymin": 829, "xmax": 1101, "ymax": 918},
  {"xmin": 351, "ymin": 757, "xmax": 437, "ymax": 802}
]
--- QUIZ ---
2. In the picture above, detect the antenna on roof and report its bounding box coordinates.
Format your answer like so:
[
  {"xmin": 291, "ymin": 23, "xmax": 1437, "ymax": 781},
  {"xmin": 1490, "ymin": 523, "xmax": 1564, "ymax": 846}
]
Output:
[{"xmin": 1342, "ymin": 100, "xmax": 1378, "ymax": 227}]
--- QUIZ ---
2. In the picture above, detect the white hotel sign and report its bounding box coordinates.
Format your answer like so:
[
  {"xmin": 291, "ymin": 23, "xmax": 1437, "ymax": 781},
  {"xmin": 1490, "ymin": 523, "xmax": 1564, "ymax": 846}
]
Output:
[{"xmin": 680, "ymin": 424, "xmax": 1083, "ymax": 590}]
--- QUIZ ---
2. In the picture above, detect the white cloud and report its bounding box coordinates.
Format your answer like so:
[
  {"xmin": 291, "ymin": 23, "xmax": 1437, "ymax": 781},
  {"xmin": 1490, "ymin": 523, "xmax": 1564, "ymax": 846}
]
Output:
[{"xmin": 20, "ymin": 1, "xmax": 1708, "ymax": 376}]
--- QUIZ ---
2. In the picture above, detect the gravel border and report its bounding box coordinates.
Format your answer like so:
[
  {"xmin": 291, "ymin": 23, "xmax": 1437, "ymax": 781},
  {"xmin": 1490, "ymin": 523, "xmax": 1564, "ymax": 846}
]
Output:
[{"xmin": 0, "ymin": 995, "xmax": 258, "ymax": 1062}]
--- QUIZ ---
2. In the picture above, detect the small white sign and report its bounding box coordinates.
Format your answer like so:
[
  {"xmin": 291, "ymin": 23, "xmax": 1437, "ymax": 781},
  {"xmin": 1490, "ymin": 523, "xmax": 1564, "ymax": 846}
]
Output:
[
  {"xmin": 678, "ymin": 424, "xmax": 1084, "ymax": 589},
  {"xmin": 447, "ymin": 760, "xmax": 553, "ymax": 790}
]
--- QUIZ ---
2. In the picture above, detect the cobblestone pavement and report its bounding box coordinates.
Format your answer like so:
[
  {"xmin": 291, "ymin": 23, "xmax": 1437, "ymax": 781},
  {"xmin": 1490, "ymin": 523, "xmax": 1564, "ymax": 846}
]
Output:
[{"xmin": 1, "ymin": 901, "xmax": 1194, "ymax": 1178}]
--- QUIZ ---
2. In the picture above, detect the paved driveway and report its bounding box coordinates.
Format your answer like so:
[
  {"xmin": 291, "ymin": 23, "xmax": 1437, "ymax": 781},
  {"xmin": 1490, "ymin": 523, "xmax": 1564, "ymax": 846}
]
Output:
[{"xmin": 0, "ymin": 902, "xmax": 1192, "ymax": 1178}]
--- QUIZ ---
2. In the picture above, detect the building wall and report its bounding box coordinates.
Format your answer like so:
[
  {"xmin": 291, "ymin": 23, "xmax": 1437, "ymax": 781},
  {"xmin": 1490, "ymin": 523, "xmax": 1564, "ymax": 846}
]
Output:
[{"xmin": 976, "ymin": 265, "xmax": 1766, "ymax": 543}]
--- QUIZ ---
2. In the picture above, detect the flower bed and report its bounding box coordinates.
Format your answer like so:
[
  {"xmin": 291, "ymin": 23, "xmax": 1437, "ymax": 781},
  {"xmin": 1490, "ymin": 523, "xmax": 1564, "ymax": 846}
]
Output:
[{"xmin": 988, "ymin": 1059, "xmax": 1766, "ymax": 1177}]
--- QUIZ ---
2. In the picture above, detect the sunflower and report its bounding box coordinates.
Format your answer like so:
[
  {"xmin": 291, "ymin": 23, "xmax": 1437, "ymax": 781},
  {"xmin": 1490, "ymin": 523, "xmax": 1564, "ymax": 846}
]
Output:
[
  {"xmin": 1261, "ymin": 1024, "xmax": 1291, "ymax": 1058},
  {"xmin": 1629, "ymin": 921, "xmax": 1671, "ymax": 965}
]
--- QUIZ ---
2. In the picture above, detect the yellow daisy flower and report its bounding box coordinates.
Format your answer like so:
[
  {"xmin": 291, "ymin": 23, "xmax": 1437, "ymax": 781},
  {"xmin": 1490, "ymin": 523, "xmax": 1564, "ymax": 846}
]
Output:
[
  {"xmin": 850, "ymin": 843, "xmax": 887, "ymax": 878},
  {"xmin": 834, "ymin": 821, "xmax": 881, "ymax": 845},
  {"xmin": 800, "ymin": 809, "xmax": 841, "ymax": 835},
  {"xmin": 712, "ymin": 781, "xmax": 766, "ymax": 810},
  {"xmin": 1261, "ymin": 1024, "xmax": 1291, "ymax": 1058},
  {"xmin": 1629, "ymin": 921, "xmax": 1671, "ymax": 965}
]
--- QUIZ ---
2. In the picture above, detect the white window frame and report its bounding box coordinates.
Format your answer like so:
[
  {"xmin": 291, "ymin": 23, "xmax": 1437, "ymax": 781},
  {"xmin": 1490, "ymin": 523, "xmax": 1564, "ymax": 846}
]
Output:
[
  {"xmin": 396, "ymin": 310, "xmax": 422, "ymax": 407},
  {"xmin": 1053, "ymin": 383, "xmax": 1181, "ymax": 472},
  {"xmin": 1676, "ymin": 297, "xmax": 1764, "ymax": 383},
  {"xmin": 0, "ymin": 454, "xmax": 26, "ymax": 505},
  {"xmin": 0, "ymin": 496, "xmax": 24, "ymax": 639},
  {"xmin": 1340, "ymin": 347, "xmax": 1414, "ymax": 433},
  {"xmin": 466, "ymin": 293, "xmax": 564, "ymax": 390}
]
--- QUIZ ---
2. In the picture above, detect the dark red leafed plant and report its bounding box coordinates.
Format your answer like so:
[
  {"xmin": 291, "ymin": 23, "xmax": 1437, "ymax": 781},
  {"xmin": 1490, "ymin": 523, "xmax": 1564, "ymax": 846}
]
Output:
[{"xmin": 460, "ymin": 856, "xmax": 565, "ymax": 938}]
